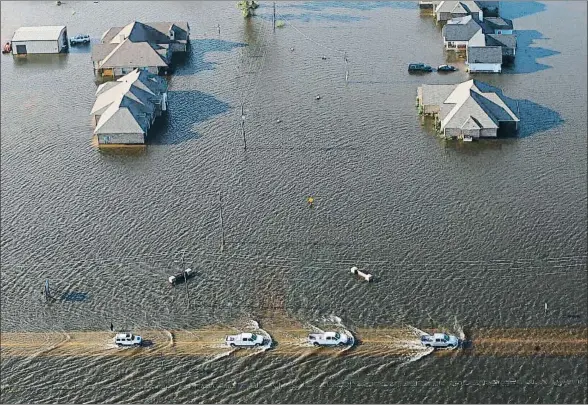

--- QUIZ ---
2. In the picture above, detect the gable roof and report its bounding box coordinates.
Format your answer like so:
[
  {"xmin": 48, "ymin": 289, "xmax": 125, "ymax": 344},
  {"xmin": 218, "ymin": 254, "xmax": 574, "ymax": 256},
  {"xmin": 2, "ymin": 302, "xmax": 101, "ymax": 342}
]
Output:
[
  {"xmin": 91, "ymin": 43, "xmax": 118, "ymax": 62},
  {"xmin": 460, "ymin": 116, "xmax": 482, "ymax": 130},
  {"xmin": 420, "ymin": 84, "xmax": 457, "ymax": 106},
  {"xmin": 146, "ymin": 22, "xmax": 190, "ymax": 42},
  {"xmin": 467, "ymin": 45, "xmax": 503, "ymax": 64},
  {"xmin": 91, "ymin": 69, "xmax": 167, "ymax": 135},
  {"xmin": 436, "ymin": 1, "xmax": 481, "ymax": 14},
  {"xmin": 12, "ymin": 26, "xmax": 65, "ymax": 42},
  {"xmin": 110, "ymin": 21, "xmax": 171, "ymax": 44},
  {"xmin": 98, "ymin": 39, "xmax": 169, "ymax": 68},
  {"xmin": 436, "ymin": 79, "xmax": 519, "ymax": 131},
  {"xmin": 484, "ymin": 17, "xmax": 513, "ymax": 30},
  {"xmin": 443, "ymin": 15, "xmax": 482, "ymax": 41},
  {"xmin": 486, "ymin": 34, "xmax": 517, "ymax": 49},
  {"xmin": 102, "ymin": 21, "xmax": 189, "ymax": 45}
]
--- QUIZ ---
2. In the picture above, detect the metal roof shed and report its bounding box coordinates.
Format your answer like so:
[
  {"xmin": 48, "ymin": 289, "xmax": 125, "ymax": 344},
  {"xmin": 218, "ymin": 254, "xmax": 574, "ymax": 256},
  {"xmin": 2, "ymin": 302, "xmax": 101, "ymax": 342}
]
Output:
[{"xmin": 11, "ymin": 26, "xmax": 68, "ymax": 55}]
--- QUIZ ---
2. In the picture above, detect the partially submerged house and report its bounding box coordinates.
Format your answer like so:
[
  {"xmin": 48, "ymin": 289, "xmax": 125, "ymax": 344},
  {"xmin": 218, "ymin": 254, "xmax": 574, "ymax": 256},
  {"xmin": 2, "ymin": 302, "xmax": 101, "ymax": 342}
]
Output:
[
  {"xmin": 90, "ymin": 69, "xmax": 168, "ymax": 145},
  {"xmin": 481, "ymin": 17, "xmax": 513, "ymax": 34},
  {"xmin": 91, "ymin": 21, "xmax": 190, "ymax": 78},
  {"xmin": 485, "ymin": 34, "xmax": 516, "ymax": 62},
  {"xmin": 442, "ymin": 15, "xmax": 485, "ymax": 51},
  {"xmin": 11, "ymin": 26, "xmax": 68, "ymax": 55},
  {"xmin": 416, "ymin": 79, "xmax": 520, "ymax": 139},
  {"xmin": 434, "ymin": 1, "xmax": 483, "ymax": 22},
  {"xmin": 466, "ymin": 45, "xmax": 503, "ymax": 72}
]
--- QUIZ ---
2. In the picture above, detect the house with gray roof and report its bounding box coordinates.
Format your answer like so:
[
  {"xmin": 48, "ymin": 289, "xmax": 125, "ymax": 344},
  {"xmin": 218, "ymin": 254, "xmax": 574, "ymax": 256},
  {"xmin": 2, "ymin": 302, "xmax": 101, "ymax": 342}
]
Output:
[
  {"xmin": 434, "ymin": 1, "xmax": 483, "ymax": 22},
  {"xmin": 482, "ymin": 17, "xmax": 513, "ymax": 34},
  {"xmin": 92, "ymin": 21, "xmax": 190, "ymax": 78},
  {"xmin": 442, "ymin": 15, "xmax": 485, "ymax": 51},
  {"xmin": 90, "ymin": 69, "xmax": 168, "ymax": 145},
  {"xmin": 485, "ymin": 33, "xmax": 517, "ymax": 61},
  {"xmin": 416, "ymin": 79, "xmax": 519, "ymax": 139},
  {"xmin": 466, "ymin": 45, "xmax": 503, "ymax": 72}
]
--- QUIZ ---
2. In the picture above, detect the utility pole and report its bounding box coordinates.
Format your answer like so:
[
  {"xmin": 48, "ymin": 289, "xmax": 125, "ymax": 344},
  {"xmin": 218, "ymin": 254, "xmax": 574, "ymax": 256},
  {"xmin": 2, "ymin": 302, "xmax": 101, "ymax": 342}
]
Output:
[
  {"xmin": 218, "ymin": 23, "xmax": 221, "ymax": 36},
  {"xmin": 219, "ymin": 191, "xmax": 226, "ymax": 252},
  {"xmin": 182, "ymin": 252, "xmax": 190, "ymax": 309},
  {"xmin": 344, "ymin": 51, "xmax": 349, "ymax": 83},
  {"xmin": 273, "ymin": 2, "xmax": 276, "ymax": 32},
  {"xmin": 241, "ymin": 102, "xmax": 247, "ymax": 150}
]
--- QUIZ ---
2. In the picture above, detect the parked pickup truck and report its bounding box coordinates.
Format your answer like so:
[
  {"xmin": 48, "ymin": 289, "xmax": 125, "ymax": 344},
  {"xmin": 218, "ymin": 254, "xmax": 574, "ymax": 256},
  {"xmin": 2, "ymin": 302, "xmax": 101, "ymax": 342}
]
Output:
[
  {"xmin": 225, "ymin": 332, "xmax": 265, "ymax": 348},
  {"xmin": 114, "ymin": 332, "xmax": 142, "ymax": 347},
  {"xmin": 420, "ymin": 333, "xmax": 460, "ymax": 349},
  {"xmin": 307, "ymin": 331, "xmax": 351, "ymax": 347}
]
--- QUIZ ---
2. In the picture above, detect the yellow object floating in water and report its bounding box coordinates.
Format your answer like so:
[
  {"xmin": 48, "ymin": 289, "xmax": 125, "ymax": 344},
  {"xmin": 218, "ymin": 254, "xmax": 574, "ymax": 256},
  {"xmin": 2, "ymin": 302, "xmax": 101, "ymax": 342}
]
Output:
[{"xmin": 307, "ymin": 197, "xmax": 314, "ymax": 204}]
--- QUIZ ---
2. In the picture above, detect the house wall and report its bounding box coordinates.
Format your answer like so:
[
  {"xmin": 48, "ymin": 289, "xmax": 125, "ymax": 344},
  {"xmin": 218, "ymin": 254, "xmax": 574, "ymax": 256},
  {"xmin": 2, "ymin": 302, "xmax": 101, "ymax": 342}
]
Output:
[
  {"xmin": 97, "ymin": 133, "xmax": 145, "ymax": 145},
  {"xmin": 57, "ymin": 28, "xmax": 68, "ymax": 53},
  {"xmin": 444, "ymin": 39, "xmax": 469, "ymax": 50},
  {"xmin": 480, "ymin": 128, "xmax": 497, "ymax": 138},
  {"xmin": 444, "ymin": 127, "xmax": 461, "ymax": 138},
  {"xmin": 468, "ymin": 62, "xmax": 501, "ymax": 72},
  {"xmin": 462, "ymin": 128, "xmax": 481, "ymax": 138},
  {"xmin": 102, "ymin": 65, "xmax": 159, "ymax": 77},
  {"xmin": 11, "ymin": 40, "xmax": 59, "ymax": 54}
]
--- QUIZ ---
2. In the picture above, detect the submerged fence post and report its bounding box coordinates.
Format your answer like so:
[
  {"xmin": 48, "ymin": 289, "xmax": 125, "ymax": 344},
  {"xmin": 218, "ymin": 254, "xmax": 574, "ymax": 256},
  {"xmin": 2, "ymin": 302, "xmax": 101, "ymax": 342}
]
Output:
[{"xmin": 273, "ymin": 2, "xmax": 276, "ymax": 31}]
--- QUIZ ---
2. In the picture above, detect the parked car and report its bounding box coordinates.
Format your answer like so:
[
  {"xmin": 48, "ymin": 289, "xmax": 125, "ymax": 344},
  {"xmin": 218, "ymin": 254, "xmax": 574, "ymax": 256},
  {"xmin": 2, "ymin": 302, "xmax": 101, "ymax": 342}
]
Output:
[
  {"xmin": 437, "ymin": 64, "xmax": 458, "ymax": 72},
  {"xmin": 114, "ymin": 332, "xmax": 142, "ymax": 347},
  {"xmin": 225, "ymin": 332, "xmax": 265, "ymax": 348},
  {"xmin": 420, "ymin": 333, "xmax": 460, "ymax": 349},
  {"xmin": 307, "ymin": 331, "xmax": 351, "ymax": 347},
  {"xmin": 70, "ymin": 34, "xmax": 90, "ymax": 45},
  {"xmin": 408, "ymin": 63, "xmax": 433, "ymax": 73}
]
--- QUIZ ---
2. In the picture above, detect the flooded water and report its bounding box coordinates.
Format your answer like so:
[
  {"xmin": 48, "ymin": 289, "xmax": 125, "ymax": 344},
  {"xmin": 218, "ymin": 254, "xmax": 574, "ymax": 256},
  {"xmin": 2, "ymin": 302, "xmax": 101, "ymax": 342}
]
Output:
[{"xmin": 1, "ymin": 1, "xmax": 587, "ymax": 403}]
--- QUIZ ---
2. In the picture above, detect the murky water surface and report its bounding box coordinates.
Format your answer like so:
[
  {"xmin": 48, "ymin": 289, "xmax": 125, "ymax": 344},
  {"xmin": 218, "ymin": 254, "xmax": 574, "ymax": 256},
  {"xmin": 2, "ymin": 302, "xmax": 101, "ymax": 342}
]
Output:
[{"xmin": 1, "ymin": 1, "xmax": 586, "ymax": 403}]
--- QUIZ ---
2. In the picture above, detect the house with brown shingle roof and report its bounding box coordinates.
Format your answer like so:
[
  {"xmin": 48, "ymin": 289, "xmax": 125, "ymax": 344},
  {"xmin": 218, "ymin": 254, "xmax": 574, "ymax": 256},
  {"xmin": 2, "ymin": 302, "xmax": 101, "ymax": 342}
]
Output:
[
  {"xmin": 417, "ymin": 79, "xmax": 519, "ymax": 139},
  {"xmin": 92, "ymin": 21, "xmax": 190, "ymax": 78}
]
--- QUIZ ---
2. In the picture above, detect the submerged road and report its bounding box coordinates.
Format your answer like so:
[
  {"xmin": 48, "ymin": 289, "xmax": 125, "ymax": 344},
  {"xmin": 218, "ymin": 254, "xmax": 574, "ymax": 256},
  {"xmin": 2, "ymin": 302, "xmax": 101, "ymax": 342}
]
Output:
[{"xmin": 1, "ymin": 325, "xmax": 586, "ymax": 359}]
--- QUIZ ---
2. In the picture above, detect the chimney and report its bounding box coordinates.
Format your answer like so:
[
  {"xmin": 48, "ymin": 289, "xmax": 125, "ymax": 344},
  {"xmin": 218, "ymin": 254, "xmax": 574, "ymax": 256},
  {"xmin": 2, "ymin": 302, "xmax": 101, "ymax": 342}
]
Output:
[{"xmin": 168, "ymin": 28, "xmax": 175, "ymax": 40}]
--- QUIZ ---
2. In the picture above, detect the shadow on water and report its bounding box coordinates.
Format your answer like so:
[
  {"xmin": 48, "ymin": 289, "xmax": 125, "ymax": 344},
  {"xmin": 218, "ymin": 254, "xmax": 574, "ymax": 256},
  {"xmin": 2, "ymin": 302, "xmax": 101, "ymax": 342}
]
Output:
[
  {"xmin": 149, "ymin": 90, "xmax": 230, "ymax": 145},
  {"xmin": 499, "ymin": 1, "xmax": 547, "ymax": 20},
  {"xmin": 10, "ymin": 53, "xmax": 69, "ymax": 68},
  {"xmin": 258, "ymin": 12, "xmax": 365, "ymax": 23},
  {"xmin": 472, "ymin": 81, "xmax": 564, "ymax": 139},
  {"xmin": 501, "ymin": 30, "xmax": 560, "ymax": 75},
  {"xmin": 173, "ymin": 39, "xmax": 247, "ymax": 76},
  {"xmin": 421, "ymin": 81, "xmax": 564, "ymax": 147},
  {"xmin": 68, "ymin": 44, "xmax": 92, "ymax": 54},
  {"xmin": 276, "ymin": 1, "xmax": 418, "ymax": 12},
  {"xmin": 256, "ymin": 1, "xmax": 416, "ymax": 23}
]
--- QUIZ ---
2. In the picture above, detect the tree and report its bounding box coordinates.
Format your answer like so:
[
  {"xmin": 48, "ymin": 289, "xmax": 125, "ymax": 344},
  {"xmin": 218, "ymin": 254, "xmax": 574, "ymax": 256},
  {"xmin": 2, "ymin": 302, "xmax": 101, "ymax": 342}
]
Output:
[{"xmin": 237, "ymin": 1, "xmax": 259, "ymax": 18}]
